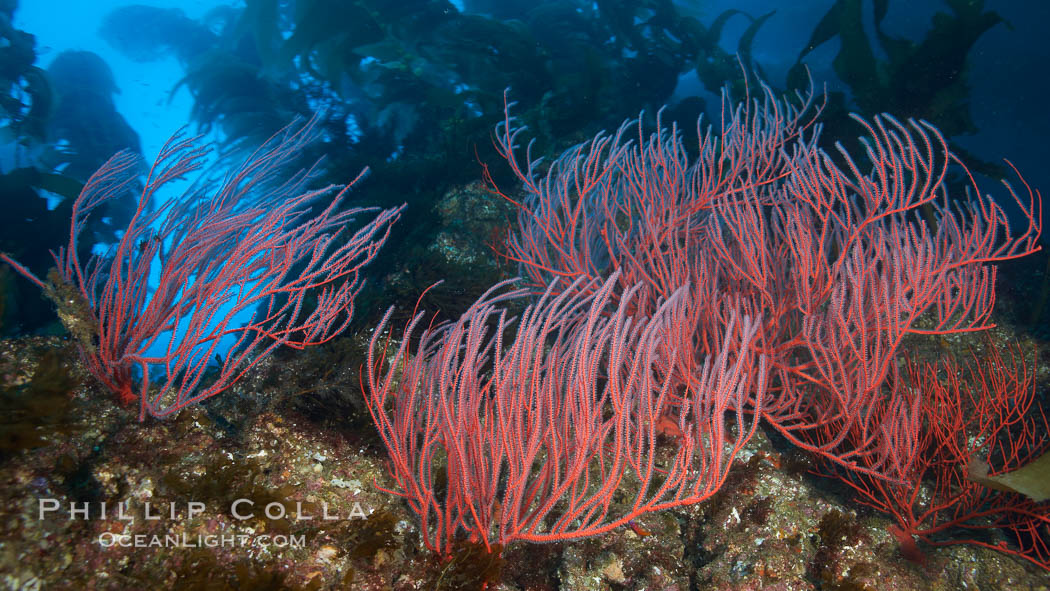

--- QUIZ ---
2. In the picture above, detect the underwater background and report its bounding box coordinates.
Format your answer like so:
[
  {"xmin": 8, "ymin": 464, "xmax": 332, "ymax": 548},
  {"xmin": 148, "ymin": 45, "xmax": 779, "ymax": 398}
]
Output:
[{"xmin": 1, "ymin": 0, "xmax": 1049, "ymax": 589}]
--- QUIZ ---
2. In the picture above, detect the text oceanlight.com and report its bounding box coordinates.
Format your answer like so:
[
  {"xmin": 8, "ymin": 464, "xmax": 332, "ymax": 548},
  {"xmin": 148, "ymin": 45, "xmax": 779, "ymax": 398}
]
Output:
[{"xmin": 97, "ymin": 532, "xmax": 306, "ymax": 549}]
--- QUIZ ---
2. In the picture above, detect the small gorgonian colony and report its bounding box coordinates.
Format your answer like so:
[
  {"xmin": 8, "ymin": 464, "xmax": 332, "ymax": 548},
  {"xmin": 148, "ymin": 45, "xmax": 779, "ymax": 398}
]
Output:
[
  {"xmin": 1, "ymin": 118, "xmax": 403, "ymax": 420},
  {"xmin": 364, "ymin": 81, "xmax": 1050, "ymax": 569}
]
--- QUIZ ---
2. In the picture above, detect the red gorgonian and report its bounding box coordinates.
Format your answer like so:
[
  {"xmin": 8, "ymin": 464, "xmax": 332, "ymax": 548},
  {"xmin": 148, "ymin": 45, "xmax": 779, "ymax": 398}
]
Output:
[{"xmin": 1, "ymin": 118, "xmax": 403, "ymax": 419}]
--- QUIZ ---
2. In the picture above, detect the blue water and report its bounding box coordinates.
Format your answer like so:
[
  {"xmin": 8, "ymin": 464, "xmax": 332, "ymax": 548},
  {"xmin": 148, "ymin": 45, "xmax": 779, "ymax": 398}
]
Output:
[
  {"xmin": 17, "ymin": 0, "xmax": 1048, "ymax": 213},
  {"xmin": 10, "ymin": 0, "xmax": 1050, "ymax": 370}
]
